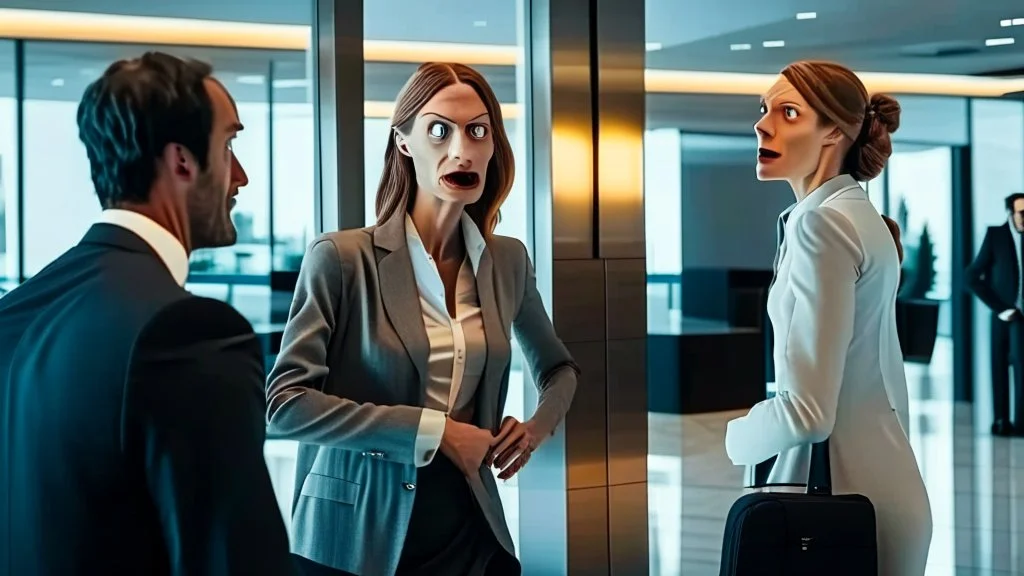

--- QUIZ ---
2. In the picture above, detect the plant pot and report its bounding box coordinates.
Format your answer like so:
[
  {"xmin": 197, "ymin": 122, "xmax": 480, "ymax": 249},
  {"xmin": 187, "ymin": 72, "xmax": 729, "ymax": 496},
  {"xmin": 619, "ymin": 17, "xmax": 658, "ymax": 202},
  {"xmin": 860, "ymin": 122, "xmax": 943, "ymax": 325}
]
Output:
[{"xmin": 895, "ymin": 297, "xmax": 940, "ymax": 363}]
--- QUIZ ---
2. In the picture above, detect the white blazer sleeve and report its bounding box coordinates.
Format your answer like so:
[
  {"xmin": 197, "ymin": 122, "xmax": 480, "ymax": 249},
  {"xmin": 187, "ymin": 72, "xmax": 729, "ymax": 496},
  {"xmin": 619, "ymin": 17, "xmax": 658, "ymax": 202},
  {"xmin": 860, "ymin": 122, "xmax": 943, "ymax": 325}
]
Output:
[{"xmin": 725, "ymin": 207, "xmax": 862, "ymax": 466}]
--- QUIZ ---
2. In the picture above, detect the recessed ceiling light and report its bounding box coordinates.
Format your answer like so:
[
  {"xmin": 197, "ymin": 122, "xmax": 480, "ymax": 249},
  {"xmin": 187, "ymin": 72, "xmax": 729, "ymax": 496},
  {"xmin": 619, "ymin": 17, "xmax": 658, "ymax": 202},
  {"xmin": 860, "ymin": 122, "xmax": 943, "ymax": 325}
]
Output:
[
  {"xmin": 646, "ymin": 42, "xmax": 663, "ymax": 51},
  {"xmin": 236, "ymin": 74, "xmax": 265, "ymax": 85},
  {"xmin": 730, "ymin": 43, "xmax": 752, "ymax": 51},
  {"xmin": 273, "ymin": 79, "xmax": 310, "ymax": 89},
  {"xmin": 1015, "ymin": 17, "xmax": 1024, "ymax": 25},
  {"xmin": 763, "ymin": 40, "xmax": 785, "ymax": 48},
  {"xmin": 986, "ymin": 37, "xmax": 1015, "ymax": 46},
  {"xmin": 50, "ymin": 77, "xmax": 64, "ymax": 87},
  {"xmin": 1001, "ymin": 17, "xmax": 1024, "ymax": 26},
  {"xmin": 473, "ymin": 20, "xmax": 487, "ymax": 27},
  {"xmin": 796, "ymin": 12, "xmax": 817, "ymax": 20}
]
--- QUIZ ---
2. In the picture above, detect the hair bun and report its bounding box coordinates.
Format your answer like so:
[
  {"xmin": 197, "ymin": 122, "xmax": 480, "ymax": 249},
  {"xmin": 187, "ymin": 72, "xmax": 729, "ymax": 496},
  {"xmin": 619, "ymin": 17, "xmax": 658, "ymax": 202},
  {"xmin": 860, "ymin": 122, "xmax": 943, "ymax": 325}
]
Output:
[
  {"xmin": 869, "ymin": 93, "xmax": 901, "ymax": 133},
  {"xmin": 850, "ymin": 93, "xmax": 901, "ymax": 181}
]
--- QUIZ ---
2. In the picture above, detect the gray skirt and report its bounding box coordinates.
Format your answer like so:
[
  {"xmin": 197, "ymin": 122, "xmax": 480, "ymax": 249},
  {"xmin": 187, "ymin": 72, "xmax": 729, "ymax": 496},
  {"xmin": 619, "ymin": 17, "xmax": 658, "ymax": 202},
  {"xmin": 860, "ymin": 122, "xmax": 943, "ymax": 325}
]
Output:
[{"xmin": 396, "ymin": 453, "xmax": 507, "ymax": 576}]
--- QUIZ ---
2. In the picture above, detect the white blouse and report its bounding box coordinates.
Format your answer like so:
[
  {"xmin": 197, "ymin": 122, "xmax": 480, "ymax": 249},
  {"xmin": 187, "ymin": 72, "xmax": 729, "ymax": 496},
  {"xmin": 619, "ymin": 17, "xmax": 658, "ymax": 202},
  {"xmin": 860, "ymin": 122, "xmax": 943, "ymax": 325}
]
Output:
[{"xmin": 406, "ymin": 214, "xmax": 489, "ymax": 467}]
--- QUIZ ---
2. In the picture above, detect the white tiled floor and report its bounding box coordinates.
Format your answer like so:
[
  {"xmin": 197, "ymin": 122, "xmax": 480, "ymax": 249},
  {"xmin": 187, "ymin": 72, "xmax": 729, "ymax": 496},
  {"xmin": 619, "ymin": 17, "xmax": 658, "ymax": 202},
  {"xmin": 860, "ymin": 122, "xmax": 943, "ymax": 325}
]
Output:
[{"xmin": 649, "ymin": 337, "xmax": 1024, "ymax": 575}]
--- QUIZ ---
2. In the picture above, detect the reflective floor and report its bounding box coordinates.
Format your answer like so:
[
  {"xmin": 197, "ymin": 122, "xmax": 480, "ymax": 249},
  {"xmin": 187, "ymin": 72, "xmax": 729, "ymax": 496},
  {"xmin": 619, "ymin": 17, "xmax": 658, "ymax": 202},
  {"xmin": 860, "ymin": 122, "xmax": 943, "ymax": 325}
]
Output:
[
  {"xmin": 648, "ymin": 337, "xmax": 1024, "ymax": 576},
  {"xmin": 265, "ymin": 335, "xmax": 1024, "ymax": 574}
]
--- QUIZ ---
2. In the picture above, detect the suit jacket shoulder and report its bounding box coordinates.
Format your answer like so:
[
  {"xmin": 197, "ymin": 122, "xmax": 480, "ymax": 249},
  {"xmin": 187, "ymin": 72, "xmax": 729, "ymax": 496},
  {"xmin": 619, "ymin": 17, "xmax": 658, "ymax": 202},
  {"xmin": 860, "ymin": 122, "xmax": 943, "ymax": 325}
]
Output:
[
  {"xmin": 486, "ymin": 233, "xmax": 531, "ymax": 306},
  {"xmin": 318, "ymin": 227, "xmax": 375, "ymax": 256},
  {"xmin": 133, "ymin": 295, "xmax": 257, "ymax": 353},
  {"xmin": 488, "ymin": 233, "xmax": 529, "ymax": 269}
]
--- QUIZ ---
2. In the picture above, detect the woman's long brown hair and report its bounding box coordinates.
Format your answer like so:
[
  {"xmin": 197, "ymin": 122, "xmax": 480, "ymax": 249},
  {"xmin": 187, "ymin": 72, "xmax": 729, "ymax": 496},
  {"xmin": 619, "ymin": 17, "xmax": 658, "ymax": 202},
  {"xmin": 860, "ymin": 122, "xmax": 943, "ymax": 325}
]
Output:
[{"xmin": 374, "ymin": 62, "xmax": 515, "ymax": 236}]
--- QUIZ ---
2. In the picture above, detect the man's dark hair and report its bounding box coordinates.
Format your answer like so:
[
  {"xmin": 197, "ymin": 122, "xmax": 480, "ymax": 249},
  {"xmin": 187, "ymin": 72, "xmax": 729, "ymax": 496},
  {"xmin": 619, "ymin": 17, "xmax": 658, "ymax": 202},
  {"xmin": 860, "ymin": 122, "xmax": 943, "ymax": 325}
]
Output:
[
  {"xmin": 77, "ymin": 52, "xmax": 215, "ymax": 208},
  {"xmin": 1006, "ymin": 193, "xmax": 1024, "ymax": 212}
]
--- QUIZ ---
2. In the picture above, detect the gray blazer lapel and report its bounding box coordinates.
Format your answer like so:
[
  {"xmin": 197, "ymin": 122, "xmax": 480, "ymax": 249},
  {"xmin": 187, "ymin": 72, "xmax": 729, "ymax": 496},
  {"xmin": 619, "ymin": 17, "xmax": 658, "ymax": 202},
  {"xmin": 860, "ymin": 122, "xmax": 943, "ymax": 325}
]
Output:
[
  {"xmin": 374, "ymin": 214, "xmax": 429, "ymax": 394},
  {"xmin": 472, "ymin": 249, "xmax": 511, "ymax": 429}
]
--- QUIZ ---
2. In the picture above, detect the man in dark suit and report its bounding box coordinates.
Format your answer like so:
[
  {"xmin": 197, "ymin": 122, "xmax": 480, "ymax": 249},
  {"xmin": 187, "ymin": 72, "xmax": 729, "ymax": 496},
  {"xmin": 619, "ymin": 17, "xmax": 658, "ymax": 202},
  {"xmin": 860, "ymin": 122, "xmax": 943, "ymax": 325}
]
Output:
[
  {"xmin": 0, "ymin": 52, "xmax": 294, "ymax": 575},
  {"xmin": 966, "ymin": 192, "xmax": 1024, "ymax": 437}
]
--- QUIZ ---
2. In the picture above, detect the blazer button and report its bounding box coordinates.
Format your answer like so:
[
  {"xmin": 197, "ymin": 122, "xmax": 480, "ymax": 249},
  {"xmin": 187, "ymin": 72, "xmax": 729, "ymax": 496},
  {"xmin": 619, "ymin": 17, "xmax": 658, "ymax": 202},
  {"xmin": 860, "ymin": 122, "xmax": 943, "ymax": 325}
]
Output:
[{"xmin": 403, "ymin": 482, "xmax": 416, "ymax": 491}]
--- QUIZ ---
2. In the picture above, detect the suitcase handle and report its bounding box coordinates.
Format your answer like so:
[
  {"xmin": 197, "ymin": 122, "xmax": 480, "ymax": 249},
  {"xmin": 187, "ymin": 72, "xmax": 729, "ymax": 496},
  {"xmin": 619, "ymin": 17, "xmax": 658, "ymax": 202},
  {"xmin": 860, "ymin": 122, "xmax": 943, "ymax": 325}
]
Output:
[{"xmin": 744, "ymin": 438, "xmax": 832, "ymax": 496}]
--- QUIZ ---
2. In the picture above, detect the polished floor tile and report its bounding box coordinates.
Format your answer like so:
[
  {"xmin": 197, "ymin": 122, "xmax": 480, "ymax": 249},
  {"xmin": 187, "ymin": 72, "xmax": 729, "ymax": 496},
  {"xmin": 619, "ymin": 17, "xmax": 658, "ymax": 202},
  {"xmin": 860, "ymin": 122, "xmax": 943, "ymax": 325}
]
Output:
[{"xmin": 648, "ymin": 337, "xmax": 1024, "ymax": 575}]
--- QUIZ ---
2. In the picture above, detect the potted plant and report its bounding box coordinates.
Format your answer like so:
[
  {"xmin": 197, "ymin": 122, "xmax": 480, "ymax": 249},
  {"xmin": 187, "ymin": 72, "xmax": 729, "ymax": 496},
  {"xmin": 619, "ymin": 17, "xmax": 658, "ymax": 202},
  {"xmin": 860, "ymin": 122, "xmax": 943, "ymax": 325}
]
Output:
[{"xmin": 895, "ymin": 218, "xmax": 941, "ymax": 363}]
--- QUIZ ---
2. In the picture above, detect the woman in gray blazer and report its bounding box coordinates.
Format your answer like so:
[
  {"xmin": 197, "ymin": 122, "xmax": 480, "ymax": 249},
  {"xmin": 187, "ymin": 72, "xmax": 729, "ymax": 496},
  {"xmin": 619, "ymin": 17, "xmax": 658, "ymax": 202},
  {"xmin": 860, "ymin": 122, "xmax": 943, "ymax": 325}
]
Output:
[{"xmin": 267, "ymin": 62, "xmax": 580, "ymax": 576}]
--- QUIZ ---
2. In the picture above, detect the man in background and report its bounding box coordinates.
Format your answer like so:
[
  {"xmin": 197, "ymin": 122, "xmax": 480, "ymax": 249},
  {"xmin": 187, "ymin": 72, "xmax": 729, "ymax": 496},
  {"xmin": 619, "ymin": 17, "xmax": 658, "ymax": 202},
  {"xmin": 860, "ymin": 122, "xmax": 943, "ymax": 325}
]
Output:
[
  {"xmin": 966, "ymin": 192, "xmax": 1024, "ymax": 437},
  {"xmin": 0, "ymin": 52, "xmax": 294, "ymax": 574}
]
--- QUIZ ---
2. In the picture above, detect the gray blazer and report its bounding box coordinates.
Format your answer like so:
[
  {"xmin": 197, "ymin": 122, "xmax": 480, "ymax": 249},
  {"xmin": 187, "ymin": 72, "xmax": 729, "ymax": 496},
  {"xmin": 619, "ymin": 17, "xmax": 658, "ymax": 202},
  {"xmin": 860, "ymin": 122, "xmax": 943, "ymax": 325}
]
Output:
[{"xmin": 266, "ymin": 211, "xmax": 579, "ymax": 576}]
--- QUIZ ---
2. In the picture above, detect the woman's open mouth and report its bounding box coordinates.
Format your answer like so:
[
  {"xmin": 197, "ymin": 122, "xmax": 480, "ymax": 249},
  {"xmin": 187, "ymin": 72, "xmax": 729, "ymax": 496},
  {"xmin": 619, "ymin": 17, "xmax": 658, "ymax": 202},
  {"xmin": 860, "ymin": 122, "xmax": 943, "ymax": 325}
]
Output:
[
  {"xmin": 758, "ymin": 147, "xmax": 781, "ymax": 162},
  {"xmin": 442, "ymin": 171, "xmax": 481, "ymax": 190}
]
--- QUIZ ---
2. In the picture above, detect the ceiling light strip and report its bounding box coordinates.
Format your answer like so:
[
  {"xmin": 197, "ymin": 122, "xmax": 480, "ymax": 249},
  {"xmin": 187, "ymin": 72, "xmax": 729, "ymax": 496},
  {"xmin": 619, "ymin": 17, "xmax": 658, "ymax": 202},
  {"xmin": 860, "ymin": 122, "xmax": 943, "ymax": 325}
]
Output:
[
  {"xmin": 3, "ymin": 8, "xmax": 1024, "ymax": 98},
  {"xmin": 0, "ymin": 8, "xmax": 521, "ymax": 65},
  {"xmin": 645, "ymin": 69, "xmax": 1024, "ymax": 97}
]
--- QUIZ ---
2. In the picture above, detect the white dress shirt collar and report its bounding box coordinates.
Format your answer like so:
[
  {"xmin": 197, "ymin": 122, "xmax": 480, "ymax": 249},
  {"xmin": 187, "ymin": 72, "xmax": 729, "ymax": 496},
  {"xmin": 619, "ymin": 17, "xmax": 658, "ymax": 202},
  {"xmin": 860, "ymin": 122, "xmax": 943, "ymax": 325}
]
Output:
[
  {"xmin": 403, "ymin": 212, "xmax": 489, "ymax": 468},
  {"xmin": 788, "ymin": 173, "xmax": 861, "ymax": 223},
  {"xmin": 404, "ymin": 212, "xmax": 487, "ymax": 275},
  {"xmin": 97, "ymin": 209, "xmax": 189, "ymax": 287}
]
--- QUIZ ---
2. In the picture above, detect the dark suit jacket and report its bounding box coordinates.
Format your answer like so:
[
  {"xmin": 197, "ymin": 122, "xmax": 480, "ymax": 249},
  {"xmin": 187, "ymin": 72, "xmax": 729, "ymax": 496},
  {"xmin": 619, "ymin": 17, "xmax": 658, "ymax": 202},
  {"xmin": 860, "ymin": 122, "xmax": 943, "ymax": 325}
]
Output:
[
  {"xmin": 0, "ymin": 224, "xmax": 293, "ymax": 575},
  {"xmin": 966, "ymin": 223, "xmax": 1020, "ymax": 315}
]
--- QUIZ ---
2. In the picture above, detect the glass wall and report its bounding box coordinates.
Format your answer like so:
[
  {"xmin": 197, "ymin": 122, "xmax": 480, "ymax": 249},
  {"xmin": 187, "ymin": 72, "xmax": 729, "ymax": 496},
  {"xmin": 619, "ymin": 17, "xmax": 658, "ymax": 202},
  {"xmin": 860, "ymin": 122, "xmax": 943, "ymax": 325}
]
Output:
[
  {"xmin": 883, "ymin": 144, "xmax": 956, "ymax": 405},
  {"xmin": 12, "ymin": 41, "xmax": 312, "ymax": 323},
  {"xmin": 644, "ymin": 128, "xmax": 682, "ymax": 331},
  {"xmin": 966, "ymin": 96, "xmax": 1024, "ymax": 576},
  {"xmin": 0, "ymin": 40, "xmax": 16, "ymax": 288},
  {"xmin": 887, "ymin": 145, "xmax": 954, "ymax": 301},
  {"xmin": 270, "ymin": 59, "xmax": 315, "ymax": 272},
  {"xmin": 362, "ymin": 0, "xmax": 530, "ymax": 552},
  {"xmin": 0, "ymin": 14, "xmax": 315, "ymax": 526},
  {"xmin": 970, "ymin": 98, "xmax": 1024, "ymax": 431}
]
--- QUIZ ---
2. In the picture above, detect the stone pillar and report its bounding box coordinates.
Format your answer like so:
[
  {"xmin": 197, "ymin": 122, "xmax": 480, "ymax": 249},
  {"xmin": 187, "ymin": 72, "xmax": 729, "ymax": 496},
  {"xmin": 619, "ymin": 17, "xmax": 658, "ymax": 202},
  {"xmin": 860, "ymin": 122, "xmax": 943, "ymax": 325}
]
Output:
[{"xmin": 519, "ymin": 0, "xmax": 648, "ymax": 573}]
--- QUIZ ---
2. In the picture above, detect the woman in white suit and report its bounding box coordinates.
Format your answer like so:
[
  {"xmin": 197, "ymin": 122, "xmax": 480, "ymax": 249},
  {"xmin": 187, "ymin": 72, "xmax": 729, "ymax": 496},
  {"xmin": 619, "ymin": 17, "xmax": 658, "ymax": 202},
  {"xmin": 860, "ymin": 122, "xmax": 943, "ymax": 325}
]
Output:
[{"xmin": 724, "ymin": 60, "xmax": 933, "ymax": 575}]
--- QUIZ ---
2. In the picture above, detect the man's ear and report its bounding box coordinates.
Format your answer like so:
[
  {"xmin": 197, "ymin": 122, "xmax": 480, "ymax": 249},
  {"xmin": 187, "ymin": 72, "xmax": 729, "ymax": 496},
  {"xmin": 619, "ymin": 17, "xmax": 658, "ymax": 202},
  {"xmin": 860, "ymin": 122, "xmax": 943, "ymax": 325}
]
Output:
[
  {"xmin": 394, "ymin": 129, "xmax": 412, "ymax": 158},
  {"xmin": 162, "ymin": 143, "xmax": 198, "ymax": 181}
]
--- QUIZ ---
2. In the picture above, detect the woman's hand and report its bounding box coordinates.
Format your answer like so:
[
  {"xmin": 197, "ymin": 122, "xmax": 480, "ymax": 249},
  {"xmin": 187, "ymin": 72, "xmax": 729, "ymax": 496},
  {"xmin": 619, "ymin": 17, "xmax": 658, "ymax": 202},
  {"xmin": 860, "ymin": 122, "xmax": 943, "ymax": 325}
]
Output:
[
  {"xmin": 488, "ymin": 417, "xmax": 540, "ymax": 480},
  {"xmin": 440, "ymin": 418, "xmax": 497, "ymax": 477}
]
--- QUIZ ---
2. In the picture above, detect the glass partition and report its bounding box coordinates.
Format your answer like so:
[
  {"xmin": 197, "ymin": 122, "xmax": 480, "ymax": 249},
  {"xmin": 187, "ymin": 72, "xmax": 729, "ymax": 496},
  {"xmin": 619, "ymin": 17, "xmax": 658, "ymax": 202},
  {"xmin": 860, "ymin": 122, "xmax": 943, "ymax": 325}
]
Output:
[{"xmin": 0, "ymin": 40, "xmax": 16, "ymax": 286}]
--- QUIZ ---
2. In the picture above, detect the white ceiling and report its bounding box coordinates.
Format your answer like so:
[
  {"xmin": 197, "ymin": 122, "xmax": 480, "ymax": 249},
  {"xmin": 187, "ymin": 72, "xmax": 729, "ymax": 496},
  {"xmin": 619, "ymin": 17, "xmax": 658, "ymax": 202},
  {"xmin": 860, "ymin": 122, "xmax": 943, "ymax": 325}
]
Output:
[
  {"xmin": 1, "ymin": 0, "xmax": 1021, "ymax": 135},
  {"xmin": 646, "ymin": 0, "xmax": 1024, "ymax": 75}
]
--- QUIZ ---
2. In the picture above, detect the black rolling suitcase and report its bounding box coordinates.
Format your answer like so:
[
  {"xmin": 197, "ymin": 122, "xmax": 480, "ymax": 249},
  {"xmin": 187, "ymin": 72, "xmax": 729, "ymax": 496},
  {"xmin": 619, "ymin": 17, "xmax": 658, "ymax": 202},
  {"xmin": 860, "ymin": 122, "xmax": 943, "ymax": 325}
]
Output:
[{"xmin": 719, "ymin": 439, "xmax": 878, "ymax": 576}]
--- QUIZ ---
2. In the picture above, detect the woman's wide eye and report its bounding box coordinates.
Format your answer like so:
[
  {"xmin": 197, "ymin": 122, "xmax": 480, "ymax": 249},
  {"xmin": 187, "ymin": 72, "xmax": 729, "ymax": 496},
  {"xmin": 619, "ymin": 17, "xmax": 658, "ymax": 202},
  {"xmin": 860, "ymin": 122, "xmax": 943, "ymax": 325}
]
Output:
[
  {"xmin": 428, "ymin": 121, "xmax": 449, "ymax": 139},
  {"xmin": 469, "ymin": 124, "xmax": 488, "ymax": 139},
  {"xmin": 785, "ymin": 107, "xmax": 798, "ymax": 119},
  {"xmin": 759, "ymin": 104, "xmax": 767, "ymax": 115}
]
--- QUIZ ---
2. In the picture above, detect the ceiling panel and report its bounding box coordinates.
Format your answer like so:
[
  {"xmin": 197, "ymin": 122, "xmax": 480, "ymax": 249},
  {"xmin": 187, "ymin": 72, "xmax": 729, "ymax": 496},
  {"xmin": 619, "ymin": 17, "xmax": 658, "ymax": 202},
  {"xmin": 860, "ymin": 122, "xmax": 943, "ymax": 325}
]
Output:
[{"xmin": 645, "ymin": 0, "xmax": 1024, "ymax": 75}]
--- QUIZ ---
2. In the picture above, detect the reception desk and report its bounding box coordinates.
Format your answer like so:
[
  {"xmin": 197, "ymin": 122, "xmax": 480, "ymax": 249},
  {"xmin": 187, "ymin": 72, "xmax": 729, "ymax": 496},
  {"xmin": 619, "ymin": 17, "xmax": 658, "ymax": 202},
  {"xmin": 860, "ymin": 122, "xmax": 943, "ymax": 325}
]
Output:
[
  {"xmin": 647, "ymin": 268, "xmax": 774, "ymax": 415},
  {"xmin": 648, "ymin": 315, "xmax": 767, "ymax": 414}
]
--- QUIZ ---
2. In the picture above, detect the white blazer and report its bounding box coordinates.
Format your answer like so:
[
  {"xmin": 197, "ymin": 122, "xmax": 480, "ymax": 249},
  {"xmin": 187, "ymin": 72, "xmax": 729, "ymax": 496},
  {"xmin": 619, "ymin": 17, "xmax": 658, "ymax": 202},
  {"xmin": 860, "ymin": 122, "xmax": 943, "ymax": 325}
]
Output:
[{"xmin": 725, "ymin": 174, "xmax": 933, "ymax": 576}]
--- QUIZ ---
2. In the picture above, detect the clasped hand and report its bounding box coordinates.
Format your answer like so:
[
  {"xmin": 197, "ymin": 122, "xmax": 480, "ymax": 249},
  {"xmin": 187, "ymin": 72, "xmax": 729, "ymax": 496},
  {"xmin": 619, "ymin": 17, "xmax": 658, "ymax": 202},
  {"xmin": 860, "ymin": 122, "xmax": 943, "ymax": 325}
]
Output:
[{"xmin": 440, "ymin": 416, "xmax": 539, "ymax": 480}]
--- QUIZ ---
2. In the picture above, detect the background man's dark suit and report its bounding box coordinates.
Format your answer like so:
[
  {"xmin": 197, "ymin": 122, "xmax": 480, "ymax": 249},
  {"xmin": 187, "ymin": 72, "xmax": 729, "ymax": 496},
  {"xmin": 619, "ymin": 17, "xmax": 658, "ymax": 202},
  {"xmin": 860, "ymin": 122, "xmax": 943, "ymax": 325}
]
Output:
[
  {"xmin": 0, "ymin": 224, "xmax": 293, "ymax": 575},
  {"xmin": 966, "ymin": 222, "xmax": 1024, "ymax": 432}
]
